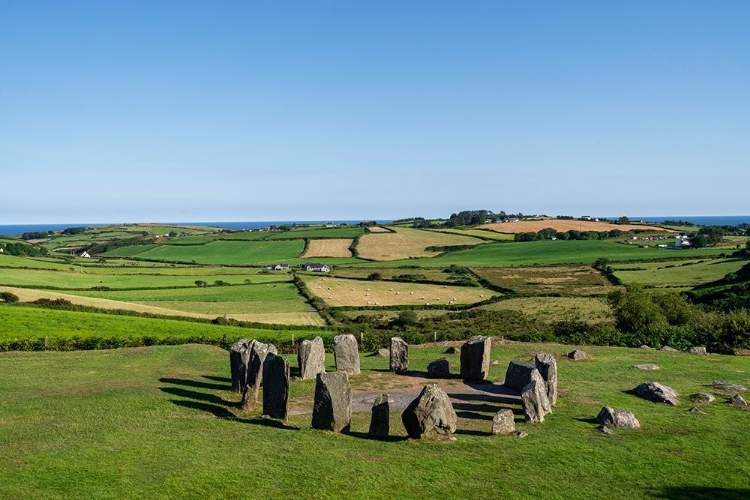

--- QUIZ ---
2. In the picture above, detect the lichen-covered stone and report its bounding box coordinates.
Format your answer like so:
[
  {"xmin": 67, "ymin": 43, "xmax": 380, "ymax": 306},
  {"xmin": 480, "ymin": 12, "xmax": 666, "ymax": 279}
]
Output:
[
  {"xmin": 460, "ymin": 336, "xmax": 491, "ymax": 380},
  {"xmin": 390, "ymin": 337, "xmax": 409, "ymax": 374},
  {"xmin": 492, "ymin": 409, "xmax": 515, "ymax": 435},
  {"xmin": 311, "ymin": 371, "xmax": 351, "ymax": 432},
  {"xmin": 298, "ymin": 336, "xmax": 326, "ymax": 380},
  {"xmin": 535, "ymin": 353, "xmax": 558, "ymax": 406},
  {"xmin": 567, "ymin": 350, "xmax": 592, "ymax": 360},
  {"xmin": 401, "ymin": 384, "xmax": 457, "ymax": 439},
  {"xmin": 334, "ymin": 334, "xmax": 360, "ymax": 375},
  {"xmin": 521, "ymin": 379, "xmax": 549, "ymax": 423},
  {"xmin": 687, "ymin": 346, "xmax": 707, "ymax": 354},
  {"xmin": 732, "ymin": 394, "xmax": 748, "ymax": 407},
  {"xmin": 368, "ymin": 394, "xmax": 390, "ymax": 439},
  {"xmin": 241, "ymin": 341, "xmax": 277, "ymax": 410},
  {"xmin": 691, "ymin": 393, "xmax": 715, "ymax": 404},
  {"xmin": 634, "ymin": 382, "xmax": 680, "ymax": 406},
  {"xmin": 597, "ymin": 406, "xmax": 641, "ymax": 429}
]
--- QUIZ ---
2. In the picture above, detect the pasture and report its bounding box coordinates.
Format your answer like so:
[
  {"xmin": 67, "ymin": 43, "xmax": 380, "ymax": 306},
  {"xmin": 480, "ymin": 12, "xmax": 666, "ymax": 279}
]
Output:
[
  {"xmin": 1, "ymin": 342, "xmax": 748, "ymax": 498},
  {"xmin": 303, "ymin": 275, "xmax": 495, "ymax": 307},
  {"xmin": 474, "ymin": 265, "xmax": 614, "ymax": 296},
  {"xmin": 478, "ymin": 219, "xmax": 669, "ymax": 234},
  {"xmin": 265, "ymin": 226, "xmax": 364, "ymax": 240},
  {"xmin": 613, "ymin": 257, "xmax": 750, "ymax": 288},
  {"xmin": 109, "ymin": 240, "xmax": 306, "ymax": 265},
  {"xmin": 356, "ymin": 227, "xmax": 485, "ymax": 261},
  {"xmin": 302, "ymin": 239, "xmax": 353, "ymax": 258},
  {"xmin": 480, "ymin": 296, "xmax": 612, "ymax": 324}
]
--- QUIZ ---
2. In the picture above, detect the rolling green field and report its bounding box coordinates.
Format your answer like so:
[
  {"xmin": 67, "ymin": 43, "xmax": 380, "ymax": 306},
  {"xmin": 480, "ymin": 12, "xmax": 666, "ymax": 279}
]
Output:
[
  {"xmin": 1, "ymin": 342, "xmax": 748, "ymax": 499},
  {"xmin": 107, "ymin": 240, "xmax": 306, "ymax": 265},
  {"xmin": 265, "ymin": 226, "xmax": 365, "ymax": 240},
  {"xmin": 614, "ymin": 257, "xmax": 750, "ymax": 288}
]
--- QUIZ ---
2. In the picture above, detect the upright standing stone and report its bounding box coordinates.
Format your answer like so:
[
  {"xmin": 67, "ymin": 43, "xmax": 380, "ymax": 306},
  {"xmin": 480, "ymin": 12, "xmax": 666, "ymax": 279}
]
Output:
[
  {"xmin": 535, "ymin": 353, "xmax": 558, "ymax": 406},
  {"xmin": 241, "ymin": 341, "xmax": 277, "ymax": 410},
  {"xmin": 262, "ymin": 353, "xmax": 289, "ymax": 421},
  {"xmin": 504, "ymin": 360, "xmax": 536, "ymax": 391},
  {"xmin": 427, "ymin": 358, "xmax": 451, "ymax": 378},
  {"xmin": 312, "ymin": 372, "xmax": 352, "ymax": 432},
  {"xmin": 401, "ymin": 384, "xmax": 457, "ymax": 439},
  {"xmin": 492, "ymin": 409, "xmax": 516, "ymax": 435},
  {"xmin": 369, "ymin": 394, "xmax": 390, "ymax": 439},
  {"xmin": 521, "ymin": 378, "xmax": 549, "ymax": 423},
  {"xmin": 298, "ymin": 336, "xmax": 326, "ymax": 380},
  {"xmin": 230, "ymin": 339, "xmax": 251, "ymax": 392},
  {"xmin": 334, "ymin": 334, "xmax": 360, "ymax": 375},
  {"xmin": 460, "ymin": 335, "xmax": 491, "ymax": 380},
  {"xmin": 390, "ymin": 337, "xmax": 409, "ymax": 374}
]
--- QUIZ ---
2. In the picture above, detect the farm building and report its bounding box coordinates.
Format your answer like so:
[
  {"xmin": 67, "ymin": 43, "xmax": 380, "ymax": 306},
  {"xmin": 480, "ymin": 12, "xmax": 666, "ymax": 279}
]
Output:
[
  {"xmin": 79, "ymin": 251, "xmax": 91, "ymax": 258},
  {"xmin": 301, "ymin": 263, "xmax": 331, "ymax": 273},
  {"xmin": 265, "ymin": 263, "xmax": 290, "ymax": 271}
]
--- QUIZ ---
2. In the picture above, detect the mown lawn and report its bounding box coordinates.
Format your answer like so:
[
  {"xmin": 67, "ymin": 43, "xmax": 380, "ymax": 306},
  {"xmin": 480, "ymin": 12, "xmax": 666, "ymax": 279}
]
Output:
[{"xmin": 0, "ymin": 342, "xmax": 748, "ymax": 499}]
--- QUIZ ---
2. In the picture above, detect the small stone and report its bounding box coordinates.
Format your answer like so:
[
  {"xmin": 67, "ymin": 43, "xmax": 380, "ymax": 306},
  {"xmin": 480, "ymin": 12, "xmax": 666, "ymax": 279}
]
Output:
[
  {"xmin": 390, "ymin": 337, "xmax": 409, "ymax": 374},
  {"xmin": 659, "ymin": 345, "xmax": 678, "ymax": 352},
  {"xmin": 732, "ymin": 394, "xmax": 748, "ymax": 407},
  {"xmin": 401, "ymin": 384, "xmax": 457, "ymax": 439},
  {"xmin": 688, "ymin": 407, "xmax": 706, "ymax": 414},
  {"xmin": 597, "ymin": 406, "xmax": 640, "ymax": 429},
  {"xmin": 640, "ymin": 345, "xmax": 652, "ymax": 349},
  {"xmin": 711, "ymin": 381, "xmax": 747, "ymax": 392},
  {"xmin": 598, "ymin": 425, "xmax": 613, "ymax": 435},
  {"xmin": 444, "ymin": 346, "xmax": 458, "ymax": 354},
  {"xmin": 691, "ymin": 393, "xmax": 715, "ymax": 404},
  {"xmin": 515, "ymin": 431, "xmax": 528, "ymax": 438},
  {"xmin": 567, "ymin": 350, "xmax": 591, "ymax": 360},
  {"xmin": 632, "ymin": 364, "xmax": 660, "ymax": 370},
  {"xmin": 427, "ymin": 358, "xmax": 451, "ymax": 378},
  {"xmin": 490, "ymin": 359, "xmax": 500, "ymax": 366},
  {"xmin": 634, "ymin": 382, "xmax": 680, "ymax": 406},
  {"xmin": 369, "ymin": 348, "xmax": 389, "ymax": 357},
  {"xmin": 687, "ymin": 346, "xmax": 707, "ymax": 355},
  {"xmin": 492, "ymin": 409, "xmax": 515, "ymax": 435}
]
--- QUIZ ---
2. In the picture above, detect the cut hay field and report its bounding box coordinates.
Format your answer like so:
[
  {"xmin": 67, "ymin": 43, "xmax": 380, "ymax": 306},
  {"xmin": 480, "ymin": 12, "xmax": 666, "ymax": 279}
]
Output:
[
  {"xmin": 302, "ymin": 239, "xmax": 353, "ymax": 258},
  {"xmin": 478, "ymin": 219, "xmax": 670, "ymax": 234},
  {"xmin": 438, "ymin": 228, "xmax": 516, "ymax": 241},
  {"xmin": 366, "ymin": 226, "xmax": 392, "ymax": 233},
  {"xmin": 107, "ymin": 240, "xmax": 306, "ymax": 265},
  {"xmin": 333, "ymin": 266, "xmax": 462, "ymax": 283},
  {"xmin": 357, "ymin": 227, "xmax": 485, "ymax": 261},
  {"xmin": 303, "ymin": 276, "xmax": 495, "ymax": 307},
  {"xmin": 474, "ymin": 266, "xmax": 614, "ymax": 296},
  {"xmin": 613, "ymin": 257, "xmax": 750, "ymax": 288},
  {"xmin": 480, "ymin": 296, "xmax": 612, "ymax": 324},
  {"xmin": 1, "ymin": 343, "xmax": 748, "ymax": 499}
]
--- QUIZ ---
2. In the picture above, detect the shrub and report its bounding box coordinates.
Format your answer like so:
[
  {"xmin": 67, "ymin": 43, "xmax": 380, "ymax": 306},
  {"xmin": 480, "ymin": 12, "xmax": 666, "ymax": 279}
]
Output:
[{"xmin": 0, "ymin": 292, "xmax": 20, "ymax": 303}]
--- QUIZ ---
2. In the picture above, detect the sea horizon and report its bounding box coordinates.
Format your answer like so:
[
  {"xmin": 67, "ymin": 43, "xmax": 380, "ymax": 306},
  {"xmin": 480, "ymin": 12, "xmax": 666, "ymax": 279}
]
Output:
[{"xmin": 1, "ymin": 215, "xmax": 749, "ymax": 237}]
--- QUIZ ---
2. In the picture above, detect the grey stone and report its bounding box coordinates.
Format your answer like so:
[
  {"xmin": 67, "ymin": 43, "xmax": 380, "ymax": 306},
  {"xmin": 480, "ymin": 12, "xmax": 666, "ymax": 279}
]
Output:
[
  {"xmin": 241, "ymin": 341, "xmax": 277, "ymax": 411},
  {"xmin": 490, "ymin": 359, "xmax": 500, "ymax": 366},
  {"xmin": 535, "ymin": 353, "xmax": 558, "ymax": 406},
  {"xmin": 369, "ymin": 348, "xmax": 389, "ymax": 357},
  {"xmin": 368, "ymin": 393, "xmax": 390, "ymax": 439},
  {"xmin": 634, "ymin": 382, "xmax": 680, "ymax": 406},
  {"xmin": 598, "ymin": 425, "xmax": 613, "ymax": 435},
  {"xmin": 444, "ymin": 346, "xmax": 458, "ymax": 354},
  {"xmin": 401, "ymin": 384, "xmax": 457, "ymax": 439},
  {"xmin": 333, "ymin": 334, "xmax": 360, "ymax": 375},
  {"xmin": 711, "ymin": 381, "xmax": 747, "ymax": 392},
  {"xmin": 298, "ymin": 336, "xmax": 326, "ymax": 380},
  {"xmin": 732, "ymin": 394, "xmax": 748, "ymax": 407},
  {"xmin": 230, "ymin": 338, "xmax": 251, "ymax": 392},
  {"xmin": 567, "ymin": 350, "xmax": 592, "ymax": 360},
  {"xmin": 659, "ymin": 345, "xmax": 678, "ymax": 352},
  {"xmin": 640, "ymin": 345, "xmax": 652, "ymax": 349},
  {"xmin": 311, "ymin": 371, "xmax": 352, "ymax": 432},
  {"xmin": 687, "ymin": 346, "xmax": 707, "ymax": 355},
  {"xmin": 492, "ymin": 409, "xmax": 515, "ymax": 435},
  {"xmin": 632, "ymin": 364, "xmax": 660, "ymax": 370},
  {"xmin": 521, "ymin": 378, "xmax": 550, "ymax": 423},
  {"xmin": 427, "ymin": 358, "xmax": 451, "ymax": 378},
  {"xmin": 597, "ymin": 406, "xmax": 641, "ymax": 429},
  {"xmin": 515, "ymin": 431, "xmax": 528, "ymax": 438},
  {"xmin": 390, "ymin": 337, "xmax": 409, "ymax": 374},
  {"xmin": 688, "ymin": 407, "xmax": 706, "ymax": 414},
  {"xmin": 262, "ymin": 352, "xmax": 289, "ymax": 421},
  {"xmin": 691, "ymin": 393, "xmax": 715, "ymax": 404},
  {"xmin": 504, "ymin": 361, "xmax": 536, "ymax": 391},
  {"xmin": 460, "ymin": 336, "xmax": 491, "ymax": 380}
]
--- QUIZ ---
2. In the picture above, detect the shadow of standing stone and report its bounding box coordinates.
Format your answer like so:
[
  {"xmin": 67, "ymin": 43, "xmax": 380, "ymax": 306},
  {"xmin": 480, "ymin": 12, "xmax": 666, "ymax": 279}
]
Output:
[
  {"xmin": 262, "ymin": 353, "xmax": 289, "ymax": 422},
  {"xmin": 369, "ymin": 394, "xmax": 390, "ymax": 439},
  {"xmin": 460, "ymin": 336, "xmax": 491, "ymax": 380}
]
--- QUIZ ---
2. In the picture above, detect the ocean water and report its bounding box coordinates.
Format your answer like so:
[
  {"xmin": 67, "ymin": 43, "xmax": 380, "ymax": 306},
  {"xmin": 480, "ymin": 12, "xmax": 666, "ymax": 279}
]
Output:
[
  {"xmin": 627, "ymin": 216, "xmax": 750, "ymax": 226},
  {"xmin": 0, "ymin": 220, "xmax": 391, "ymax": 237}
]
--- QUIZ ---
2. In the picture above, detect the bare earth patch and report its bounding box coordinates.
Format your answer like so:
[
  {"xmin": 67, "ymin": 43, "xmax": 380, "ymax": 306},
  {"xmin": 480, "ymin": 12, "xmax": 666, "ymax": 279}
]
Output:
[
  {"xmin": 302, "ymin": 239, "xmax": 353, "ymax": 258},
  {"xmin": 478, "ymin": 219, "xmax": 672, "ymax": 234}
]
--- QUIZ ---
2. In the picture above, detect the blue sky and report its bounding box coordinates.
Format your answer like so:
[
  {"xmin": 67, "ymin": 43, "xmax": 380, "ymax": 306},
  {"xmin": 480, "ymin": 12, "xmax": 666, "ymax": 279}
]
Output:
[{"xmin": 1, "ymin": 1, "xmax": 748, "ymax": 223}]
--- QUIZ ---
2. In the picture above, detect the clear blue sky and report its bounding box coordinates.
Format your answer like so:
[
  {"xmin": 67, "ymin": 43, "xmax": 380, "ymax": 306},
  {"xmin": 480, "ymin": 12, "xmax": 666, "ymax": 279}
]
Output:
[{"xmin": 1, "ymin": 1, "xmax": 748, "ymax": 223}]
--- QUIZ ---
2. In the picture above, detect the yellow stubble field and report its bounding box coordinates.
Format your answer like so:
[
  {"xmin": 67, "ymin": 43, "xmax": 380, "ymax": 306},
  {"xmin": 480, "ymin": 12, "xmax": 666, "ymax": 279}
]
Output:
[
  {"xmin": 302, "ymin": 239, "xmax": 353, "ymax": 258},
  {"xmin": 356, "ymin": 227, "xmax": 485, "ymax": 260}
]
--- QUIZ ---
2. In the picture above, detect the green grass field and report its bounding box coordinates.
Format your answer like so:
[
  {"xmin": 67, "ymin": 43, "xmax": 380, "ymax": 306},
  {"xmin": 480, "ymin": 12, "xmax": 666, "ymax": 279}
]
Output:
[
  {"xmin": 1, "ymin": 342, "xmax": 748, "ymax": 498},
  {"xmin": 265, "ymin": 226, "xmax": 365, "ymax": 240},
  {"xmin": 614, "ymin": 257, "xmax": 750, "ymax": 288},
  {"xmin": 110, "ymin": 240, "xmax": 306, "ymax": 265}
]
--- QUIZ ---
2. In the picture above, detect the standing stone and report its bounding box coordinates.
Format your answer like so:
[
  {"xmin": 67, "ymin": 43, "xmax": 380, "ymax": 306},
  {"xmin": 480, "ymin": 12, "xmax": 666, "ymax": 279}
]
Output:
[
  {"xmin": 312, "ymin": 372, "xmax": 352, "ymax": 432},
  {"xmin": 241, "ymin": 341, "xmax": 277, "ymax": 410},
  {"xmin": 504, "ymin": 361, "xmax": 536, "ymax": 391},
  {"xmin": 460, "ymin": 336, "xmax": 491, "ymax": 380},
  {"xmin": 492, "ymin": 409, "xmax": 515, "ymax": 435},
  {"xmin": 333, "ymin": 334, "xmax": 360, "ymax": 375},
  {"xmin": 262, "ymin": 353, "xmax": 289, "ymax": 421},
  {"xmin": 230, "ymin": 339, "xmax": 251, "ymax": 392},
  {"xmin": 390, "ymin": 337, "xmax": 409, "ymax": 374},
  {"xmin": 298, "ymin": 336, "xmax": 326, "ymax": 380},
  {"xmin": 535, "ymin": 353, "xmax": 558, "ymax": 406},
  {"xmin": 368, "ymin": 393, "xmax": 390, "ymax": 439},
  {"xmin": 521, "ymin": 379, "xmax": 549, "ymax": 423},
  {"xmin": 427, "ymin": 358, "xmax": 451, "ymax": 378},
  {"xmin": 597, "ymin": 407, "xmax": 641, "ymax": 429},
  {"xmin": 401, "ymin": 384, "xmax": 457, "ymax": 439},
  {"xmin": 634, "ymin": 382, "xmax": 680, "ymax": 406}
]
